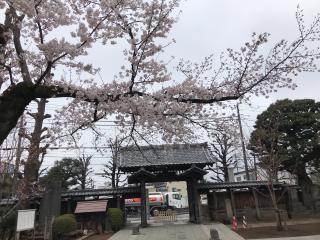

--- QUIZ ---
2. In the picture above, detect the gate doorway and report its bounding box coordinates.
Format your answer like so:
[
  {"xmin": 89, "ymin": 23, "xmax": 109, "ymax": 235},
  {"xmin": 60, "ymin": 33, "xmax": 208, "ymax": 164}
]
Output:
[
  {"xmin": 118, "ymin": 143, "xmax": 215, "ymax": 226},
  {"xmin": 125, "ymin": 181, "xmax": 190, "ymax": 224}
]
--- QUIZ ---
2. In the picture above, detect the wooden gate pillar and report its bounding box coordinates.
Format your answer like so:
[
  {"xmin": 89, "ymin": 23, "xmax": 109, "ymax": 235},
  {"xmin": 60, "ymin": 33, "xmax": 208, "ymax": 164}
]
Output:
[
  {"xmin": 193, "ymin": 177, "xmax": 201, "ymax": 224},
  {"xmin": 116, "ymin": 195, "xmax": 121, "ymax": 208},
  {"xmin": 187, "ymin": 177, "xmax": 201, "ymax": 224},
  {"xmin": 229, "ymin": 189, "xmax": 236, "ymax": 217},
  {"xmin": 252, "ymin": 188, "xmax": 261, "ymax": 220},
  {"xmin": 187, "ymin": 179, "xmax": 195, "ymax": 223},
  {"xmin": 140, "ymin": 180, "xmax": 147, "ymax": 227},
  {"xmin": 119, "ymin": 196, "xmax": 127, "ymax": 224},
  {"xmin": 207, "ymin": 191, "xmax": 215, "ymax": 221}
]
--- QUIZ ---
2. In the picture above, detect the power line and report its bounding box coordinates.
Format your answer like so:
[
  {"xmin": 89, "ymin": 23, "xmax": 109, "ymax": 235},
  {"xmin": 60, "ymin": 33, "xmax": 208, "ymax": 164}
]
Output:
[
  {"xmin": 0, "ymin": 146, "xmax": 114, "ymax": 151},
  {"xmin": 41, "ymin": 163, "xmax": 108, "ymax": 166}
]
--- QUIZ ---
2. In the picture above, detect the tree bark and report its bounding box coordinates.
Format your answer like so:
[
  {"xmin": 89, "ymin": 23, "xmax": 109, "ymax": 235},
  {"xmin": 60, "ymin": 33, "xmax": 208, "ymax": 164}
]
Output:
[
  {"xmin": 275, "ymin": 209, "xmax": 283, "ymax": 231},
  {"xmin": 0, "ymin": 83, "xmax": 34, "ymax": 145},
  {"xmin": 24, "ymin": 98, "xmax": 48, "ymax": 183},
  {"xmin": 296, "ymin": 167, "xmax": 315, "ymax": 209},
  {"xmin": 0, "ymin": 82, "xmax": 66, "ymax": 145},
  {"xmin": 269, "ymin": 186, "xmax": 283, "ymax": 231},
  {"xmin": 111, "ymin": 164, "xmax": 116, "ymax": 188},
  {"xmin": 12, "ymin": 117, "xmax": 24, "ymax": 195},
  {"xmin": 223, "ymin": 163, "xmax": 229, "ymax": 182},
  {"xmin": 0, "ymin": 82, "xmax": 122, "ymax": 145}
]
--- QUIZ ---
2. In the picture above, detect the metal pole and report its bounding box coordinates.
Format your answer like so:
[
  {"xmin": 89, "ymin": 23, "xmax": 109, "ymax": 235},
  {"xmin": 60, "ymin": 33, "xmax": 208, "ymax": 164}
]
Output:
[{"xmin": 236, "ymin": 104, "xmax": 250, "ymax": 180}]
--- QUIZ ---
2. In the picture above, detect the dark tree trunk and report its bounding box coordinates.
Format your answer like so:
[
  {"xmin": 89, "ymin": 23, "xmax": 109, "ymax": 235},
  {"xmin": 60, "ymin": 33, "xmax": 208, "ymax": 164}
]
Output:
[
  {"xmin": 111, "ymin": 163, "xmax": 116, "ymax": 188},
  {"xmin": 0, "ymin": 82, "xmax": 74, "ymax": 145},
  {"xmin": 0, "ymin": 83, "xmax": 34, "ymax": 145},
  {"xmin": 21, "ymin": 98, "xmax": 50, "ymax": 204},
  {"xmin": 297, "ymin": 168, "xmax": 315, "ymax": 209},
  {"xmin": 80, "ymin": 170, "xmax": 86, "ymax": 190},
  {"xmin": 24, "ymin": 99, "xmax": 47, "ymax": 183},
  {"xmin": 223, "ymin": 164, "xmax": 229, "ymax": 182},
  {"xmin": 274, "ymin": 208, "xmax": 283, "ymax": 231},
  {"xmin": 81, "ymin": 179, "xmax": 86, "ymax": 190}
]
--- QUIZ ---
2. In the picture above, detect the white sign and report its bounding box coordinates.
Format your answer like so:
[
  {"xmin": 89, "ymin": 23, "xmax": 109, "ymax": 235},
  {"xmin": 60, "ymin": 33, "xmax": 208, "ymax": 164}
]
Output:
[{"xmin": 16, "ymin": 209, "xmax": 36, "ymax": 232}]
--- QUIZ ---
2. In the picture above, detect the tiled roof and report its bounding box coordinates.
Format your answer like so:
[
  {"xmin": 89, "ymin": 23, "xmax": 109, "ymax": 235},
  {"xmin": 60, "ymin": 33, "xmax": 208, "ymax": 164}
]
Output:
[
  {"xmin": 118, "ymin": 143, "xmax": 215, "ymax": 169},
  {"xmin": 75, "ymin": 200, "xmax": 107, "ymax": 213},
  {"xmin": 197, "ymin": 181, "xmax": 292, "ymax": 190},
  {"xmin": 61, "ymin": 187, "xmax": 140, "ymax": 197}
]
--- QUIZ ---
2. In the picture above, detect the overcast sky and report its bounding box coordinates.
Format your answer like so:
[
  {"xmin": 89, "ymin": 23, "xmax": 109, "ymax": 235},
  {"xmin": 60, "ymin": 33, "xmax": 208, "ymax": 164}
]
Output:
[
  {"xmin": 83, "ymin": 0, "xmax": 320, "ymax": 123},
  {"xmin": 172, "ymin": 0, "xmax": 320, "ymax": 102},
  {"xmin": 35, "ymin": 0, "xmax": 320, "ymax": 186}
]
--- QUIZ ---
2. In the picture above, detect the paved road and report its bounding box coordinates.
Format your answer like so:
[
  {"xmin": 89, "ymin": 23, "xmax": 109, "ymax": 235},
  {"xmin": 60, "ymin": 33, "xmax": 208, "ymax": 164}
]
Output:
[
  {"xmin": 250, "ymin": 236, "xmax": 320, "ymax": 240},
  {"xmin": 110, "ymin": 223, "xmax": 244, "ymax": 240}
]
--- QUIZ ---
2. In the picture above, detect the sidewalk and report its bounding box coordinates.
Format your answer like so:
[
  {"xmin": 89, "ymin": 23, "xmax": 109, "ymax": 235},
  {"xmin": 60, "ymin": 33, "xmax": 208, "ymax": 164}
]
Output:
[
  {"xmin": 110, "ymin": 223, "xmax": 244, "ymax": 240},
  {"xmin": 203, "ymin": 223, "xmax": 245, "ymax": 240},
  {"xmin": 250, "ymin": 236, "xmax": 320, "ymax": 240}
]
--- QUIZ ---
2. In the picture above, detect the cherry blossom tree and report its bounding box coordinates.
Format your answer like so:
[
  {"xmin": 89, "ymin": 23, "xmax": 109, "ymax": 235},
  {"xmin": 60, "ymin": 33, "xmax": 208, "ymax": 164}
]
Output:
[
  {"xmin": 0, "ymin": 0, "xmax": 320, "ymax": 147},
  {"xmin": 22, "ymin": 98, "xmax": 51, "ymax": 184}
]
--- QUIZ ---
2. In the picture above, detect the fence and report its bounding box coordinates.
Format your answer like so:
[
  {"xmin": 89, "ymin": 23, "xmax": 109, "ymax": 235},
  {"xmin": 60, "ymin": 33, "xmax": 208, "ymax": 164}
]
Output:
[{"xmin": 155, "ymin": 210, "xmax": 177, "ymax": 222}]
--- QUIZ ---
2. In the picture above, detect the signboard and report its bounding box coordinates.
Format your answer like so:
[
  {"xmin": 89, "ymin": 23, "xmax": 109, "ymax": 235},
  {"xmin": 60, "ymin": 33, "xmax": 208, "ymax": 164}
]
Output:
[{"xmin": 16, "ymin": 209, "xmax": 36, "ymax": 232}]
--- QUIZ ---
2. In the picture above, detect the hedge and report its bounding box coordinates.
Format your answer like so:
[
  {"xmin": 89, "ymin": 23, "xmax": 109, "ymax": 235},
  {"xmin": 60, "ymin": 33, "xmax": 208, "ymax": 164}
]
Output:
[
  {"xmin": 52, "ymin": 214, "xmax": 77, "ymax": 239},
  {"xmin": 107, "ymin": 208, "xmax": 123, "ymax": 232}
]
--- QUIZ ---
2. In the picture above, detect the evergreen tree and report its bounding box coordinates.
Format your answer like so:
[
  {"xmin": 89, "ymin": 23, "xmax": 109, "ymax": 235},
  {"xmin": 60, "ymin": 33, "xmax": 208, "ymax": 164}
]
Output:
[
  {"xmin": 249, "ymin": 99, "xmax": 320, "ymax": 208},
  {"xmin": 40, "ymin": 156, "xmax": 93, "ymax": 190}
]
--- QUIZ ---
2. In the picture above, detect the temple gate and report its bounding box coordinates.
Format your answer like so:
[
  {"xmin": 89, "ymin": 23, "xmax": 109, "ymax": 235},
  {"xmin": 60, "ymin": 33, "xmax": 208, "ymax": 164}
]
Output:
[{"xmin": 117, "ymin": 143, "xmax": 215, "ymax": 226}]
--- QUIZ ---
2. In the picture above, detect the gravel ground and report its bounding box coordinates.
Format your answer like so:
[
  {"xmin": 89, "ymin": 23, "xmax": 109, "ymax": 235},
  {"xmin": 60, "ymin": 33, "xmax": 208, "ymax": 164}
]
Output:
[{"xmin": 237, "ymin": 223, "xmax": 320, "ymax": 239}]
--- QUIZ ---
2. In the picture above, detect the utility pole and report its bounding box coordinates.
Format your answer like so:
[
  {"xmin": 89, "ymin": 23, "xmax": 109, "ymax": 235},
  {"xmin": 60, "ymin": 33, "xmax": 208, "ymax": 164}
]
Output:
[
  {"xmin": 236, "ymin": 104, "xmax": 250, "ymax": 181},
  {"xmin": 253, "ymin": 153, "xmax": 258, "ymax": 180}
]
